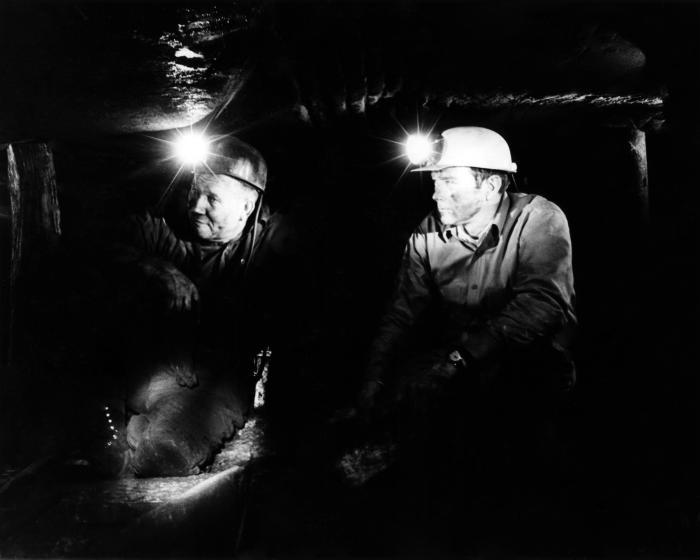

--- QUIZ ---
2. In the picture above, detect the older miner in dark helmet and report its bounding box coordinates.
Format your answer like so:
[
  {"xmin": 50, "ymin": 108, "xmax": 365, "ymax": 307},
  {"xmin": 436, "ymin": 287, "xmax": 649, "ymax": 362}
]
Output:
[
  {"xmin": 106, "ymin": 135, "xmax": 281, "ymax": 477},
  {"xmin": 352, "ymin": 127, "xmax": 576, "ymax": 507}
]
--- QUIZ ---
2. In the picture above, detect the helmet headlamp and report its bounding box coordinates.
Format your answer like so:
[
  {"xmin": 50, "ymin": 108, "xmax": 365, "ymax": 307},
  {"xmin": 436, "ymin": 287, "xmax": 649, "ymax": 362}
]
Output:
[
  {"xmin": 173, "ymin": 131, "xmax": 211, "ymax": 167},
  {"xmin": 405, "ymin": 133, "xmax": 437, "ymax": 165}
]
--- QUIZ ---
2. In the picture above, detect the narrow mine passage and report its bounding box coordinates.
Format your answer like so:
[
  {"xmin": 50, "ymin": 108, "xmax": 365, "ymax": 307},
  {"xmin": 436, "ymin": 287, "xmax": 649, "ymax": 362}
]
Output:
[{"xmin": 1, "ymin": 2, "xmax": 698, "ymax": 558}]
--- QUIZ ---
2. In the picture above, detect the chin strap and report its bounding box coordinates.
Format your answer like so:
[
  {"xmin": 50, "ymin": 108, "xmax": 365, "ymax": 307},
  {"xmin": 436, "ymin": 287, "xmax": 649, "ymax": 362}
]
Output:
[
  {"xmin": 244, "ymin": 191, "xmax": 264, "ymax": 278},
  {"xmin": 509, "ymin": 172, "xmax": 519, "ymax": 193}
]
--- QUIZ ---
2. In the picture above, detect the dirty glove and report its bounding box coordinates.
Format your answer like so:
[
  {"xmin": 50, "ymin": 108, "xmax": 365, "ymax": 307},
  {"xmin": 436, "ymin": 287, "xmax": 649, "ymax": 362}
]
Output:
[
  {"xmin": 159, "ymin": 269, "xmax": 199, "ymax": 312},
  {"xmin": 140, "ymin": 258, "xmax": 200, "ymax": 312},
  {"xmin": 427, "ymin": 359, "xmax": 460, "ymax": 387},
  {"xmin": 398, "ymin": 355, "xmax": 463, "ymax": 404}
]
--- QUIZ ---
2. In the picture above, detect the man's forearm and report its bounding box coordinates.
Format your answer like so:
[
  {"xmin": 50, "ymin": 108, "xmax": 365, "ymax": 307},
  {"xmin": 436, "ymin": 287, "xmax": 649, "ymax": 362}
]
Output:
[
  {"xmin": 458, "ymin": 202, "xmax": 575, "ymax": 365},
  {"xmin": 365, "ymin": 318, "xmax": 407, "ymax": 383},
  {"xmin": 458, "ymin": 298, "xmax": 568, "ymax": 364},
  {"xmin": 134, "ymin": 255, "xmax": 185, "ymax": 279}
]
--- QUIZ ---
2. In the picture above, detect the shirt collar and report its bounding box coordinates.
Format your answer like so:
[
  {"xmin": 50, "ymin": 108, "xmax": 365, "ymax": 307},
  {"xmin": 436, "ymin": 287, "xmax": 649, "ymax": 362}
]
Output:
[{"xmin": 438, "ymin": 193, "xmax": 509, "ymax": 246}]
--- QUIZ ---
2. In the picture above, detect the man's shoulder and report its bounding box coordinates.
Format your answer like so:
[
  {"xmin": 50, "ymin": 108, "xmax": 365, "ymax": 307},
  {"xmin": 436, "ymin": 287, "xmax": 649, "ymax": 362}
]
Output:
[
  {"xmin": 509, "ymin": 192, "xmax": 568, "ymax": 221},
  {"xmin": 123, "ymin": 210, "xmax": 194, "ymax": 250},
  {"xmin": 126, "ymin": 210, "xmax": 168, "ymax": 229},
  {"xmin": 253, "ymin": 207, "xmax": 308, "ymax": 258}
]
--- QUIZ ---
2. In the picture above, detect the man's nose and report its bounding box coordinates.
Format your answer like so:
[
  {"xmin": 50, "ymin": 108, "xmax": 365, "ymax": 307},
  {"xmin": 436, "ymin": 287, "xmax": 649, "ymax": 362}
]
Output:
[{"xmin": 191, "ymin": 195, "xmax": 208, "ymax": 214}]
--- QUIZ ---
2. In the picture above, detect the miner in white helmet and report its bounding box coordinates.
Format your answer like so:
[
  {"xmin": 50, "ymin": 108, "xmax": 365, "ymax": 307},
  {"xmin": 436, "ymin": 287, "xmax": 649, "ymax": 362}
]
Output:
[{"xmin": 353, "ymin": 127, "xmax": 576, "ymax": 502}]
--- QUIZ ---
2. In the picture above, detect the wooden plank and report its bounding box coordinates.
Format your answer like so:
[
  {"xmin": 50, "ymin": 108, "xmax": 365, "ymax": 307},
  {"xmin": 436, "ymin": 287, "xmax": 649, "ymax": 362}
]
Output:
[
  {"xmin": 5, "ymin": 142, "xmax": 61, "ymax": 364},
  {"xmin": 626, "ymin": 128, "xmax": 649, "ymax": 228}
]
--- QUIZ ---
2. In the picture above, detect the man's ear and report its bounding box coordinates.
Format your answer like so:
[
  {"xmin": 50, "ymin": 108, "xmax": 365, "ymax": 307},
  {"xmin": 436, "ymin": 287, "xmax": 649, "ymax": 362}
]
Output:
[
  {"xmin": 486, "ymin": 174, "xmax": 502, "ymax": 197},
  {"xmin": 243, "ymin": 194, "xmax": 258, "ymax": 217},
  {"xmin": 243, "ymin": 199, "xmax": 254, "ymax": 217}
]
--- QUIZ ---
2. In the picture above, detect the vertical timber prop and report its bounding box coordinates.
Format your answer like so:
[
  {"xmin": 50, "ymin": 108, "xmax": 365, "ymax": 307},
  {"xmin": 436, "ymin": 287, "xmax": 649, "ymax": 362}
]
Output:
[
  {"xmin": 626, "ymin": 127, "xmax": 650, "ymax": 230},
  {"xmin": 6, "ymin": 142, "xmax": 61, "ymax": 365}
]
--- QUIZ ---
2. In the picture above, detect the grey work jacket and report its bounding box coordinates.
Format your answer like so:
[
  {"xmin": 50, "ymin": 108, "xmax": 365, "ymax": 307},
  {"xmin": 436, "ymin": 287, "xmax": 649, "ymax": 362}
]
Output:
[{"xmin": 368, "ymin": 192, "xmax": 577, "ymax": 390}]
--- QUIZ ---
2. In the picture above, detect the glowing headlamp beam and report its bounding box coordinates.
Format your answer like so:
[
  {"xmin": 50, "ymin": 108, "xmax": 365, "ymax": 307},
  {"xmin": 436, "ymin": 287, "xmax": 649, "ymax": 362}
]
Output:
[
  {"xmin": 174, "ymin": 131, "xmax": 211, "ymax": 167},
  {"xmin": 405, "ymin": 134, "xmax": 434, "ymax": 165}
]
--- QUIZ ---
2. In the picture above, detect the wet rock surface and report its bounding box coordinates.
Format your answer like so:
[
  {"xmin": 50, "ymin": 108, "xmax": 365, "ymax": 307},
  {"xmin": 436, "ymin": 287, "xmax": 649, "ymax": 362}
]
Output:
[
  {"xmin": 0, "ymin": 2, "xmax": 677, "ymax": 140},
  {"xmin": 0, "ymin": 3, "xmax": 265, "ymax": 140}
]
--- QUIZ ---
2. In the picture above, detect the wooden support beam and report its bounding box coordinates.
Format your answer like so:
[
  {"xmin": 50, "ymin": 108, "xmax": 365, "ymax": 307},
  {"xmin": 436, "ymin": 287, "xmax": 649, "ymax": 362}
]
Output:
[
  {"xmin": 5, "ymin": 142, "xmax": 61, "ymax": 365},
  {"xmin": 626, "ymin": 127, "xmax": 649, "ymax": 228},
  {"xmin": 0, "ymin": 149, "xmax": 9, "ymax": 366}
]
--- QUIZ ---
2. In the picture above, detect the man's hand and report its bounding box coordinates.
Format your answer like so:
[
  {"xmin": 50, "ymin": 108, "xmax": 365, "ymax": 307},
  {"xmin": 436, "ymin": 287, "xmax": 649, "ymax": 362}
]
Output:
[
  {"xmin": 427, "ymin": 358, "xmax": 461, "ymax": 383},
  {"xmin": 358, "ymin": 379, "xmax": 383, "ymax": 412},
  {"xmin": 158, "ymin": 269, "xmax": 199, "ymax": 312},
  {"xmin": 138, "ymin": 257, "xmax": 199, "ymax": 312},
  {"xmin": 398, "ymin": 357, "xmax": 462, "ymax": 403},
  {"xmin": 331, "ymin": 378, "xmax": 385, "ymax": 426}
]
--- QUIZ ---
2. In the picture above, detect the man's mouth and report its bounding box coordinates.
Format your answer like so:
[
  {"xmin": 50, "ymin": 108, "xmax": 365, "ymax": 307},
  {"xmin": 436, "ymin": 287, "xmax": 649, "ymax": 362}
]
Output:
[{"xmin": 192, "ymin": 217, "xmax": 211, "ymax": 230}]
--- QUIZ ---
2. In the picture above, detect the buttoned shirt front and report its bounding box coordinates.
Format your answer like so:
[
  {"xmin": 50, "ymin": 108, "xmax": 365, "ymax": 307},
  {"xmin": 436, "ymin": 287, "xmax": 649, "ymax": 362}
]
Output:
[{"xmin": 368, "ymin": 191, "xmax": 576, "ymax": 388}]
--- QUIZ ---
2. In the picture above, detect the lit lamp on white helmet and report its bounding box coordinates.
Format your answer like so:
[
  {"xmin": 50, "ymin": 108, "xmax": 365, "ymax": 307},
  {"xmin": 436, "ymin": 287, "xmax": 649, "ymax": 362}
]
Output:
[
  {"xmin": 404, "ymin": 133, "xmax": 436, "ymax": 165},
  {"xmin": 410, "ymin": 127, "xmax": 517, "ymax": 174}
]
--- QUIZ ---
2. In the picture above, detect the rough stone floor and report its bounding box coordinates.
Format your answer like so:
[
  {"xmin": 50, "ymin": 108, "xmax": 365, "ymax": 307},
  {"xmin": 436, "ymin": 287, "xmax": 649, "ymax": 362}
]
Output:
[
  {"xmin": 2, "ymin": 413, "xmax": 697, "ymax": 558},
  {"xmin": 0, "ymin": 416, "xmax": 267, "ymax": 558}
]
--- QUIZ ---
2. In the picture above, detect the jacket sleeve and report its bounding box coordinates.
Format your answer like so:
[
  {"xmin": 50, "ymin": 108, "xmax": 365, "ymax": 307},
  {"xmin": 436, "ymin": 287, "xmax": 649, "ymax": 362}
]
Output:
[
  {"xmin": 112, "ymin": 212, "xmax": 192, "ymax": 274},
  {"xmin": 366, "ymin": 231, "xmax": 435, "ymax": 382},
  {"xmin": 461, "ymin": 201, "xmax": 576, "ymax": 362}
]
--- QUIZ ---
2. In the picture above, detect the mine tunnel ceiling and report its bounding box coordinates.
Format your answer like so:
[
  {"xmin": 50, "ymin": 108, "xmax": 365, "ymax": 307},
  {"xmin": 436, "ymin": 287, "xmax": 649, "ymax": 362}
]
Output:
[{"xmin": 0, "ymin": 2, "xmax": 668, "ymax": 142}]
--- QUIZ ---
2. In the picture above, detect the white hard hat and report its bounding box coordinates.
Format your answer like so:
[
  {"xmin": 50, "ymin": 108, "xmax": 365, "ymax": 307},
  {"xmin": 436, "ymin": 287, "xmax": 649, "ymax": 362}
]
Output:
[{"xmin": 413, "ymin": 126, "xmax": 517, "ymax": 173}]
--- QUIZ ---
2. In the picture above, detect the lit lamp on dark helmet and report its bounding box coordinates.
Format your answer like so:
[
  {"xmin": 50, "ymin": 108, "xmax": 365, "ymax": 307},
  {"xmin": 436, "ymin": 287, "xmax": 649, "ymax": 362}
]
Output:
[
  {"xmin": 164, "ymin": 130, "xmax": 268, "ymax": 265},
  {"xmin": 160, "ymin": 130, "xmax": 267, "ymax": 204}
]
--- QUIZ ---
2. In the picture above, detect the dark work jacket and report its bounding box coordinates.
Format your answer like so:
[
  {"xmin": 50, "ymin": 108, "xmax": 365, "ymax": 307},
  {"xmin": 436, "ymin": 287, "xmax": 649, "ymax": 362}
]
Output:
[
  {"xmin": 368, "ymin": 192, "xmax": 577, "ymax": 392},
  {"xmin": 113, "ymin": 205, "xmax": 278, "ymax": 367}
]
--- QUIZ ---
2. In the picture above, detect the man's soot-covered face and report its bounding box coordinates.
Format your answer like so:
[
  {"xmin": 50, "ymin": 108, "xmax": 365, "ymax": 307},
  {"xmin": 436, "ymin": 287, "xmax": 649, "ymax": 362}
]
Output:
[
  {"xmin": 188, "ymin": 173, "xmax": 256, "ymax": 243},
  {"xmin": 430, "ymin": 167, "xmax": 490, "ymax": 226}
]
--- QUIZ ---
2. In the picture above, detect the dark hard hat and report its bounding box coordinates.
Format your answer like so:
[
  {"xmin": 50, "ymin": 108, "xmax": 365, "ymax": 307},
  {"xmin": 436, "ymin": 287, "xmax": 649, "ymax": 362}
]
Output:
[{"xmin": 202, "ymin": 135, "xmax": 267, "ymax": 192}]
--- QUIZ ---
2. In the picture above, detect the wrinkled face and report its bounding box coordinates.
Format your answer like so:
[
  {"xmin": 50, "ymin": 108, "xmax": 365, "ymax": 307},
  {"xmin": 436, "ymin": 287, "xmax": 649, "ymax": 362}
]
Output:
[
  {"xmin": 431, "ymin": 167, "xmax": 490, "ymax": 226},
  {"xmin": 188, "ymin": 173, "xmax": 257, "ymax": 243}
]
